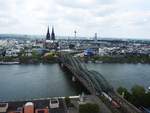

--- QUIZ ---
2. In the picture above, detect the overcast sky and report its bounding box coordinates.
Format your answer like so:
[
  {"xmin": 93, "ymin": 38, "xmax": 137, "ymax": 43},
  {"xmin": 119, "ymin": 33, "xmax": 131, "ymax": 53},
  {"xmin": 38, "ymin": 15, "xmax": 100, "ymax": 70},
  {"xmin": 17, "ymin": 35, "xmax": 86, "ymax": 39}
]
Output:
[{"xmin": 0, "ymin": 0, "xmax": 150, "ymax": 39}]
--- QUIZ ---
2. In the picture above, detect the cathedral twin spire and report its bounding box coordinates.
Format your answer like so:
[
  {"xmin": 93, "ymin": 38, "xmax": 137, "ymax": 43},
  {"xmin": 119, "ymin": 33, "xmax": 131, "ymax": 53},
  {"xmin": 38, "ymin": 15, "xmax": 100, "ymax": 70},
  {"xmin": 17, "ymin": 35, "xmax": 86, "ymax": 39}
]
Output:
[{"xmin": 46, "ymin": 26, "xmax": 55, "ymax": 40}]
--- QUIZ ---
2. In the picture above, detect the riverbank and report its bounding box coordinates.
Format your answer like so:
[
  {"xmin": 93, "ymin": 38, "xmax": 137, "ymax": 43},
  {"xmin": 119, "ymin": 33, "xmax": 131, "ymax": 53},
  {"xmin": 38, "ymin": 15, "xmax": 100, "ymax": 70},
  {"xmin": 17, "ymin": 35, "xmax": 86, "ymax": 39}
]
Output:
[
  {"xmin": 0, "ymin": 55, "xmax": 58, "ymax": 64},
  {"xmin": 1, "ymin": 53, "xmax": 150, "ymax": 64},
  {"xmin": 81, "ymin": 55, "xmax": 150, "ymax": 64}
]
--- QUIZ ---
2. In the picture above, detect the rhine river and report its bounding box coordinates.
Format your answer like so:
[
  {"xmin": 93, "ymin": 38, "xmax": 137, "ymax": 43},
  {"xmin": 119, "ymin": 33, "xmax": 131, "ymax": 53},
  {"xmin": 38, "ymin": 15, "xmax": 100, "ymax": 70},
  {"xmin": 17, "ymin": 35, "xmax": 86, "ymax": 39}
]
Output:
[{"xmin": 0, "ymin": 63, "xmax": 150, "ymax": 101}]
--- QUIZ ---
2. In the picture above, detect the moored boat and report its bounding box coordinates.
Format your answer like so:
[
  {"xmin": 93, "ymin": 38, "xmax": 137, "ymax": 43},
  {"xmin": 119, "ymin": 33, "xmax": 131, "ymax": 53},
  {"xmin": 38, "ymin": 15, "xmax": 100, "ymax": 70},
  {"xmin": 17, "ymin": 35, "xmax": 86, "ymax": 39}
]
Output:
[{"xmin": 0, "ymin": 62, "xmax": 20, "ymax": 65}]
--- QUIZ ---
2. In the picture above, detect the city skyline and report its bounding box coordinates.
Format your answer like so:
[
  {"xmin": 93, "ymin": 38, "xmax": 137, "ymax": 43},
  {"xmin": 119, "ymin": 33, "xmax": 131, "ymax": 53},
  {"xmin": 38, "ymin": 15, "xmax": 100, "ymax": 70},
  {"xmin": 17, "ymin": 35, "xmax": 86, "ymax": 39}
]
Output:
[{"xmin": 0, "ymin": 0, "xmax": 150, "ymax": 39}]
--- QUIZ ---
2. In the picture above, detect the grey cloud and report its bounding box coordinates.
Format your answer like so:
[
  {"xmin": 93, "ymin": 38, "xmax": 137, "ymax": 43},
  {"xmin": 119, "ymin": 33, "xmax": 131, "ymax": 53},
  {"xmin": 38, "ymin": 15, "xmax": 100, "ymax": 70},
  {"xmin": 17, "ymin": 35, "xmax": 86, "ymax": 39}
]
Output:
[
  {"xmin": 0, "ymin": 16, "xmax": 19, "ymax": 27},
  {"xmin": 0, "ymin": 0, "xmax": 149, "ymax": 38},
  {"xmin": 91, "ymin": 6, "xmax": 117, "ymax": 17},
  {"xmin": 55, "ymin": 0, "xmax": 115, "ymax": 9}
]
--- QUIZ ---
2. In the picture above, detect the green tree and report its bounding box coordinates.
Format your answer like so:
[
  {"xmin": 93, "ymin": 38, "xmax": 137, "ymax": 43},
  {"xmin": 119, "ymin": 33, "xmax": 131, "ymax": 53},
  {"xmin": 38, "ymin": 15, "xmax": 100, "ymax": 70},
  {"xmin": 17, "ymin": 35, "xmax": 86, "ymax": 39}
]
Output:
[
  {"xmin": 65, "ymin": 97, "xmax": 71, "ymax": 107},
  {"xmin": 117, "ymin": 87, "xmax": 128, "ymax": 95},
  {"xmin": 131, "ymin": 85, "xmax": 145, "ymax": 106},
  {"xmin": 117, "ymin": 87, "xmax": 131, "ymax": 100},
  {"xmin": 79, "ymin": 103, "xmax": 99, "ymax": 113},
  {"xmin": 42, "ymin": 52, "xmax": 57, "ymax": 63},
  {"xmin": 144, "ymin": 92, "xmax": 150, "ymax": 107},
  {"xmin": 131, "ymin": 85, "xmax": 145, "ymax": 97}
]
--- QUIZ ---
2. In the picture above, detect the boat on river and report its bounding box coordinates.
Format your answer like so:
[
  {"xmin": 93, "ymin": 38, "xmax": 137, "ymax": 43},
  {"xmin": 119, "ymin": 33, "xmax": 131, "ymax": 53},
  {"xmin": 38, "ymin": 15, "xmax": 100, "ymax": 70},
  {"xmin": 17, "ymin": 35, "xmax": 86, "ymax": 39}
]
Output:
[{"xmin": 0, "ymin": 61, "xmax": 20, "ymax": 65}]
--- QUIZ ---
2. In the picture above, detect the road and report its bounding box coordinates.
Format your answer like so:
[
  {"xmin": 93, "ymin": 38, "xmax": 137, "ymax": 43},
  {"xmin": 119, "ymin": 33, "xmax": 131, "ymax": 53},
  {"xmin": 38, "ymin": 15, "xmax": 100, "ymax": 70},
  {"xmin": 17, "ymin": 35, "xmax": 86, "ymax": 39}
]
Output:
[{"xmin": 68, "ymin": 95, "xmax": 113, "ymax": 113}]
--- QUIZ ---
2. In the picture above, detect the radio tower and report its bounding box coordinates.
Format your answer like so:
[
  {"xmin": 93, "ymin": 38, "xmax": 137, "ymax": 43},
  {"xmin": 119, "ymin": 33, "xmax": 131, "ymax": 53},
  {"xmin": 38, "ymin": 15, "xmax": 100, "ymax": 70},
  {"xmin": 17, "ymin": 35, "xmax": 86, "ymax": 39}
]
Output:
[
  {"xmin": 94, "ymin": 33, "xmax": 98, "ymax": 43},
  {"xmin": 74, "ymin": 30, "xmax": 77, "ymax": 39}
]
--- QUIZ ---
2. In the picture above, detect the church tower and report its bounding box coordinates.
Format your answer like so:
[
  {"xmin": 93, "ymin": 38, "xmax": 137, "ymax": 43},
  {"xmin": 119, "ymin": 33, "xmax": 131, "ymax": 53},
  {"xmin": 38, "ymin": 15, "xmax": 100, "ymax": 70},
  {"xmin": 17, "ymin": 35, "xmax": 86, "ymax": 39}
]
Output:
[
  {"xmin": 51, "ymin": 27, "xmax": 55, "ymax": 40},
  {"xmin": 46, "ymin": 26, "xmax": 50, "ymax": 40}
]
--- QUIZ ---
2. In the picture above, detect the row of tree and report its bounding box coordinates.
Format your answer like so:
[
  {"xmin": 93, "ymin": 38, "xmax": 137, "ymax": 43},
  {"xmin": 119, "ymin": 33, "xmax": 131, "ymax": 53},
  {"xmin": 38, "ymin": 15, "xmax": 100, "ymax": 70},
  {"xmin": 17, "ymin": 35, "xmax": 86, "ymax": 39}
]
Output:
[
  {"xmin": 117, "ymin": 85, "xmax": 150, "ymax": 107},
  {"xmin": 91, "ymin": 55, "xmax": 150, "ymax": 63},
  {"xmin": 0, "ymin": 51, "xmax": 58, "ymax": 64}
]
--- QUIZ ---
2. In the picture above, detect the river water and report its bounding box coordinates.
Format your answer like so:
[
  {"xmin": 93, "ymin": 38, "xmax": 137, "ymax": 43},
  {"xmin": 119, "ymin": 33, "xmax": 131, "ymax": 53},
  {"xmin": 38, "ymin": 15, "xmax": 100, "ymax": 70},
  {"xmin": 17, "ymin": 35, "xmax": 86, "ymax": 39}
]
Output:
[
  {"xmin": 0, "ymin": 64, "xmax": 77, "ymax": 101},
  {"xmin": 0, "ymin": 63, "xmax": 150, "ymax": 101},
  {"xmin": 87, "ymin": 63, "xmax": 150, "ymax": 90}
]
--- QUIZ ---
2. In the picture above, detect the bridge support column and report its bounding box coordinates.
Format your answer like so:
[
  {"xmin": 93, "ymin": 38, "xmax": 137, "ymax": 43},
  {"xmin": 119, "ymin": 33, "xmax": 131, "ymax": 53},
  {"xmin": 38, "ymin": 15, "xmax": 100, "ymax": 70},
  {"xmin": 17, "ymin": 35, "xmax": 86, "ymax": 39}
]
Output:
[
  {"xmin": 72, "ymin": 76, "xmax": 76, "ymax": 82},
  {"xmin": 60, "ymin": 63, "xmax": 64, "ymax": 67}
]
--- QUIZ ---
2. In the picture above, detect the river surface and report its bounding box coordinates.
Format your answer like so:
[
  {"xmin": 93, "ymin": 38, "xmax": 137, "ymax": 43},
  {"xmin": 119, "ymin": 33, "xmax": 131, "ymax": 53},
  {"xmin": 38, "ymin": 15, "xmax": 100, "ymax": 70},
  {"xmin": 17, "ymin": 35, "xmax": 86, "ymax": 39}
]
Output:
[
  {"xmin": 0, "ymin": 64, "xmax": 77, "ymax": 101},
  {"xmin": 87, "ymin": 63, "xmax": 150, "ymax": 90},
  {"xmin": 0, "ymin": 63, "xmax": 150, "ymax": 101}
]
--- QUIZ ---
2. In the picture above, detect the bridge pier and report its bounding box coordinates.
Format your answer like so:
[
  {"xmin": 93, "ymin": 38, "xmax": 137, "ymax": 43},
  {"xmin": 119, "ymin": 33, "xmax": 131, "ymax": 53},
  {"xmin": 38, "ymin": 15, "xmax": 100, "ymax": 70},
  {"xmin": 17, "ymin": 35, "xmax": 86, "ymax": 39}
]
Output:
[
  {"xmin": 72, "ymin": 76, "xmax": 76, "ymax": 82},
  {"xmin": 59, "ymin": 62, "xmax": 66, "ymax": 69},
  {"xmin": 60, "ymin": 63, "xmax": 64, "ymax": 67}
]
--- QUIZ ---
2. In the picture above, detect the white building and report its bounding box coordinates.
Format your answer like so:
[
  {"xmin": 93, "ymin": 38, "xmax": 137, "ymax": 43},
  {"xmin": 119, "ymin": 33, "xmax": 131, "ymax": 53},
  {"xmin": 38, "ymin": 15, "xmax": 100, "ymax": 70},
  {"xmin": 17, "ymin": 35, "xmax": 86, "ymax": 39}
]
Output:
[
  {"xmin": 49, "ymin": 98, "xmax": 59, "ymax": 108},
  {"xmin": 0, "ymin": 103, "xmax": 8, "ymax": 112},
  {"xmin": 99, "ymin": 48, "xmax": 106, "ymax": 56}
]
